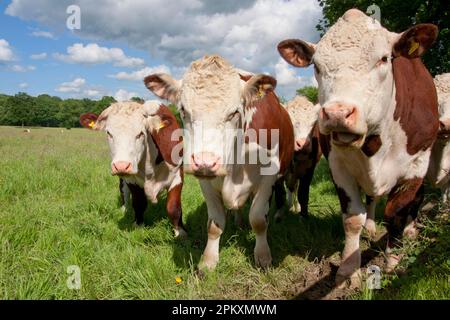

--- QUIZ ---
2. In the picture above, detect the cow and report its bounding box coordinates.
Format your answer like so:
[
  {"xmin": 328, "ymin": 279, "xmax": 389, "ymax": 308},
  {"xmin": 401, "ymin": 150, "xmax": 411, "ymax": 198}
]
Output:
[
  {"xmin": 273, "ymin": 96, "xmax": 322, "ymax": 221},
  {"xmin": 278, "ymin": 9, "xmax": 439, "ymax": 287},
  {"xmin": 79, "ymin": 101, "xmax": 187, "ymax": 238},
  {"xmin": 144, "ymin": 55, "xmax": 294, "ymax": 271},
  {"xmin": 427, "ymin": 73, "xmax": 450, "ymax": 202}
]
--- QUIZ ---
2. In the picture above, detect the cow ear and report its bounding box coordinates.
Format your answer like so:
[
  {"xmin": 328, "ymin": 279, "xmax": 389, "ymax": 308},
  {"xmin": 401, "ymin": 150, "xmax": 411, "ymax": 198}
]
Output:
[
  {"xmin": 242, "ymin": 74, "xmax": 277, "ymax": 104},
  {"xmin": 80, "ymin": 113, "xmax": 100, "ymax": 130},
  {"xmin": 393, "ymin": 24, "xmax": 438, "ymax": 59},
  {"xmin": 142, "ymin": 101, "xmax": 172, "ymax": 133},
  {"xmin": 277, "ymin": 39, "xmax": 316, "ymax": 67},
  {"xmin": 144, "ymin": 73, "xmax": 181, "ymax": 104}
]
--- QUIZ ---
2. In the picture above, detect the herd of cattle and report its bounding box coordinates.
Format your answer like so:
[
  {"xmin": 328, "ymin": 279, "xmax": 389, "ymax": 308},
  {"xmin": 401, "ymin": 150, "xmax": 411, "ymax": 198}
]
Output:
[{"xmin": 79, "ymin": 9, "xmax": 449, "ymax": 287}]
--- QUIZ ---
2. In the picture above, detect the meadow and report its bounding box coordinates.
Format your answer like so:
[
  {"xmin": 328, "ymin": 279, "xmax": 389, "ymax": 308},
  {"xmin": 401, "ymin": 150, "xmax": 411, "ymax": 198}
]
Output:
[{"xmin": 0, "ymin": 126, "xmax": 448, "ymax": 300}]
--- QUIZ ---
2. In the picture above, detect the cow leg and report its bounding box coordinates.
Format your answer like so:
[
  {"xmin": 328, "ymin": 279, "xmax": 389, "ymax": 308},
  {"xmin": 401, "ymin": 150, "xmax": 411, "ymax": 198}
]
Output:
[
  {"xmin": 127, "ymin": 183, "xmax": 147, "ymax": 226},
  {"xmin": 364, "ymin": 195, "xmax": 378, "ymax": 239},
  {"xmin": 250, "ymin": 177, "xmax": 275, "ymax": 269},
  {"xmin": 166, "ymin": 183, "xmax": 187, "ymax": 239},
  {"xmin": 273, "ymin": 178, "xmax": 286, "ymax": 222},
  {"xmin": 298, "ymin": 166, "xmax": 315, "ymax": 218},
  {"xmin": 384, "ymin": 178, "xmax": 424, "ymax": 272},
  {"xmin": 198, "ymin": 180, "xmax": 226, "ymax": 271},
  {"xmin": 331, "ymin": 168, "xmax": 366, "ymax": 287},
  {"xmin": 442, "ymin": 185, "xmax": 450, "ymax": 204},
  {"xmin": 119, "ymin": 179, "xmax": 125, "ymax": 207}
]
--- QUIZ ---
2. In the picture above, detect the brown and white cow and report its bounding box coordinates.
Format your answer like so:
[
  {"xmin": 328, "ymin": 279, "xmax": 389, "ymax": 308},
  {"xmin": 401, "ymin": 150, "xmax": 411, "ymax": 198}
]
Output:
[
  {"xmin": 144, "ymin": 55, "xmax": 294, "ymax": 270},
  {"xmin": 278, "ymin": 9, "xmax": 439, "ymax": 286},
  {"xmin": 273, "ymin": 96, "xmax": 322, "ymax": 220},
  {"xmin": 80, "ymin": 101, "xmax": 186, "ymax": 237},
  {"xmin": 427, "ymin": 73, "xmax": 450, "ymax": 202}
]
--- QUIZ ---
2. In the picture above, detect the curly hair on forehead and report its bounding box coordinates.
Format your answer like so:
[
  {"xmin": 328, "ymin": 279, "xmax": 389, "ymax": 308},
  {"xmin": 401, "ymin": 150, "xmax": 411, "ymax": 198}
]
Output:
[{"xmin": 434, "ymin": 73, "xmax": 450, "ymax": 95}]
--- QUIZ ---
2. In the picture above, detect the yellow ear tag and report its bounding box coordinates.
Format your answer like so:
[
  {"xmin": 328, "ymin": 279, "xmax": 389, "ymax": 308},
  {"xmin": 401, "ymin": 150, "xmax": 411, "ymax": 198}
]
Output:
[
  {"xmin": 409, "ymin": 40, "xmax": 420, "ymax": 56},
  {"xmin": 88, "ymin": 121, "xmax": 95, "ymax": 128},
  {"xmin": 157, "ymin": 121, "xmax": 166, "ymax": 132},
  {"xmin": 257, "ymin": 85, "xmax": 265, "ymax": 98}
]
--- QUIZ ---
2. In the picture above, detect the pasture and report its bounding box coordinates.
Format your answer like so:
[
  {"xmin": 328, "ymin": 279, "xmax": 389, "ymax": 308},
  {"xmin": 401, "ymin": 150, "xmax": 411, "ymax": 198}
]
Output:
[{"xmin": 0, "ymin": 126, "xmax": 448, "ymax": 300}]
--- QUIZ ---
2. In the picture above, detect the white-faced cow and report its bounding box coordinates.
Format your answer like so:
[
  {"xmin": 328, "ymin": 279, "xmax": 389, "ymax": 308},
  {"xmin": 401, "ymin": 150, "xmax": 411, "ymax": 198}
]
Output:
[
  {"xmin": 80, "ymin": 101, "xmax": 186, "ymax": 238},
  {"xmin": 144, "ymin": 55, "xmax": 294, "ymax": 270},
  {"xmin": 427, "ymin": 73, "xmax": 450, "ymax": 202},
  {"xmin": 273, "ymin": 96, "xmax": 322, "ymax": 220},
  {"xmin": 278, "ymin": 9, "xmax": 439, "ymax": 286}
]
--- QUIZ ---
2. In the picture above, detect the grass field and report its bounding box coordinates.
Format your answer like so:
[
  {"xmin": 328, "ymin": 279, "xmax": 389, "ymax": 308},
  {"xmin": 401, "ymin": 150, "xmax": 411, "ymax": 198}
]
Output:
[{"xmin": 0, "ymin": 126, "xmax": 448, "ymax": 300}]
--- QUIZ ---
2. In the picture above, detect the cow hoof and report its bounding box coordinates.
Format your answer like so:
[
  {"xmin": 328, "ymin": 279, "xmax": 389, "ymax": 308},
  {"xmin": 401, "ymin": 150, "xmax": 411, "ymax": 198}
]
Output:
[
  {"xmin": 385, "ymin": 253, "xmax": 403, "ymax": 273},
  {"xmin": 255, "ymin": 250, "xmax": 272, "ymax": 270},
  {"xmin": 364, "ymin": 220, "xmax": 377, "ymax": 239},
  {"xmin": 290, "ymin": 203, "xmax": 301, "ymax": 214},
  {"xmin": 194, "ymin": 268, "xmax": 206, "ymax": 280},
  {"xmin": 174, "ymin": 228, "xmax": 188, "ymax": 239},
  {"xmin": 132, "ymin": 222, "xmax": 144, "ymax": 228},
  {"xmin": 198, "ymin": 255, "xmax": 219, "ymax": 272},
  {"xmin": 335, "ymin": 269, "xmax": 362, "ymax": 289}
]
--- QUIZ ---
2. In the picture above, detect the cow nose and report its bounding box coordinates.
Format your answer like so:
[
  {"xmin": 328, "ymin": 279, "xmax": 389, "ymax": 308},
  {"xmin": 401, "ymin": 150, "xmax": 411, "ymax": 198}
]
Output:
[
  {"xmin": 295, "ymin": 138, "xmax": 310, "ymax": 152},
  {"xmin": 191, "ymin": 152, "xmax": 221, "ymax": 175},
  {"xmin": 322, "ymin": 103, "xmax": 356, "ymax": 122},
  {"xmin": 112, "ymin": 161, "xmax": 132, "ymax": 175}
]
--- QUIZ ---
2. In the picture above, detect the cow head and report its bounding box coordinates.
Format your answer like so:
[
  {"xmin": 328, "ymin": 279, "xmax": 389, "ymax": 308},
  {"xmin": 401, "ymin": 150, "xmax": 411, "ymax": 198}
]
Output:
[
  {"xmin": 144, "ymin": 55, "xmax": 276, "ymax": 178},
  {"xmin": 285, "ymin": 96, "xmax": 320, "ymax": 153},
  {"xmin": 80, "ymin": 101, "xmax": 169, "ymax": 176},
  {"xmin": 278, "ymin": 8, "xmax": 438, "ymax": 148},
  {"xmin": 434, "ymin": 73, "xmax": 450, "ymax": 139}
]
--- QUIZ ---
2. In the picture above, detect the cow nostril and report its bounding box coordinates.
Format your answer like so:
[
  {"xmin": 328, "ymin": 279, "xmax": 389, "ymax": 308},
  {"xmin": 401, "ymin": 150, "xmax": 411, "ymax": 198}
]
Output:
[{"xmin": 345, "ymin": 107, "xmax": 356, "ymax": 119}]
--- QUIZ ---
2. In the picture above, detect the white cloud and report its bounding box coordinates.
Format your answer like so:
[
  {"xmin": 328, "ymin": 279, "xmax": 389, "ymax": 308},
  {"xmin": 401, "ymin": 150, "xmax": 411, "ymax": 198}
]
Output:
[
  {"xmin": 30, "ymin": 52, "xmax": 47, "ymax": 60},
  {"xmin": 10, "ymin": 64, "xmax": 36, "ymax": 72},
  {"xmin": 0, "ymin": 39, "xmax": 14, "ymax": 62},
  {"xmin": 30, "ymin": 30, "xmax": 56, "ymax": 39},
  {"xmin": 111, "ymin": 65, "xmax": 171, "ymax": 81},
  {"xmin": 84, "ymin": 89, "xmax": 102, "ymax": 98},
  {"xmin": 54, "ymin": 43, "xmax": 145, "ymax": 68},
  {"xmin": 19, "ymin": 82, "xmax": 29, "ymax": 89},
  {"xmin": 6, "ymin": 0, "xmax": 321, "ymax": 70},
  {"xmin": 55, "ymin": 78, "xmax": 86, "ymax": 93},
  {"xmin": 114, "ymin": 89, "xmax": 139, "ymax": 102},
  {"xmin": 273, "ymin": 58, "xmax": 315, "ymax": 99},
  {"xmin": 55, "ymin": 78, "xmax": 108, "ymax": 98}
]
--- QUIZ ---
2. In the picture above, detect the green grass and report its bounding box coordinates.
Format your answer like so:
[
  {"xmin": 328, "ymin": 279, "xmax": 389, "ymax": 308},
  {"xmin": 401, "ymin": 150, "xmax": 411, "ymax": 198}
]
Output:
[{"xmin": 0, "ymin": 126, "xmax": 448, "ymax": 299}]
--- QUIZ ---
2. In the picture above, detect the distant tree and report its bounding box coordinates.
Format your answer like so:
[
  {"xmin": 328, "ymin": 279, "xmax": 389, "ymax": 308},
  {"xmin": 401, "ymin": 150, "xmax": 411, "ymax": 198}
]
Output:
[
  {"xmin": 317, "ymin": 0, "xmax": 450, "ymax": 75},
  {"xmin": 296, "ymin": 86, "xmax": 319, "ymax": 104},
  {"xmin": 131, "ymin": 97, "xmax": 145, "ymax": 104},
  {"xmin": 93, "ymin": 96, "xmax": 116, "ymax": 115},
  {"xmin": 3, "ymin": 92, "xmax": 37, "ymax": 126}
]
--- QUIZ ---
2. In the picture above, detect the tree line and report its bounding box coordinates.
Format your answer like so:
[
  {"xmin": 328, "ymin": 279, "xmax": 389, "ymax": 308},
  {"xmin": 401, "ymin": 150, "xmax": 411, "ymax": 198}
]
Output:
[{"xmin": 0, "ymin": 93, "xmax": 145, "ymax": 128}]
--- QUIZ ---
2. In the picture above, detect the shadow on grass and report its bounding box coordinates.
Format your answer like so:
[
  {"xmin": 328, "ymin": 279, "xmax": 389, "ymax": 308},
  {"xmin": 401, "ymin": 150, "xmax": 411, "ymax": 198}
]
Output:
[{"xmin": 117, "ymin": 192, "xmax": 171, "ymax": 232}]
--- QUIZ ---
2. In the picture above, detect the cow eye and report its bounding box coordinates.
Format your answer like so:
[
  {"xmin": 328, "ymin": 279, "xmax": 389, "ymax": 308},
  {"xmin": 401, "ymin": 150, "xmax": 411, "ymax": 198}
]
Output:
[
  {"xmin": 136, "ymin": 131, "xmax": 144, "ymax": 139},
  {"xmin": 106, "ymin": 131, "xmax": 113, "ymax": 139}
]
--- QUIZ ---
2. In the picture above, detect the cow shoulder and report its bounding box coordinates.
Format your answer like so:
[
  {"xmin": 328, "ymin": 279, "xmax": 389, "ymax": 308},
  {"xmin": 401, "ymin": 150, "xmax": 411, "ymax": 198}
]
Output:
[
  {"xmin": 246, "ymin": 91, "xmax": 294, "ymax": 174},
  {"xmin": 393, "ymin": 57, "xmax": 439, "ymax": 155}
]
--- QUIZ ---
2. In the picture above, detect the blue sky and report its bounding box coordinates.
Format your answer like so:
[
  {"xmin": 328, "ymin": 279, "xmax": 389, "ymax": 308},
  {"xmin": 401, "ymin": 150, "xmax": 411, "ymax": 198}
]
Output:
[{"xmin": 0, "ymin": 0, "xmax": 321, "ymax": 101}]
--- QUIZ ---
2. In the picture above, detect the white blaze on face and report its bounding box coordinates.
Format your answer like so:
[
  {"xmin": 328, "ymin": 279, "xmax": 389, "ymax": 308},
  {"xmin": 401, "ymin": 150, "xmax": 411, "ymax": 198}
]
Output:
[
  {"xmin": 100, "ymin": 102, "xmax": 148, "ymax": 175},
  {"xmin": 313, "ymin": 10, "xmax": 398, "ymax": 135},
  {"xmin": 179, "ymin": 55, "xmax": 243, "ymax": 167},
  {"xmin": 285, "ymin": 96, "xmax": 320, "ymax": 142}
]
